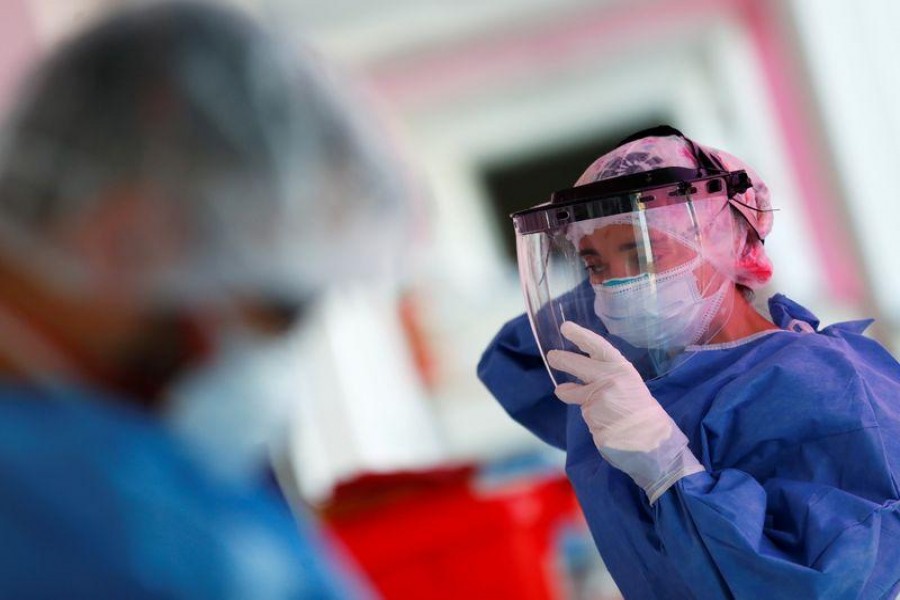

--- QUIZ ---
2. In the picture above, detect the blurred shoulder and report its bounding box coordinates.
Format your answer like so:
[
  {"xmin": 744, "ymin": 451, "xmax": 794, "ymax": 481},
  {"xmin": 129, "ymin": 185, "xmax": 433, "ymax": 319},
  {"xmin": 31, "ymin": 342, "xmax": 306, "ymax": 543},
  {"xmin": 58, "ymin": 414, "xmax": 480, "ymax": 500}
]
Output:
[{"xmin": 0, "ymin": 386, "xmax": 315, "ymax": 598}]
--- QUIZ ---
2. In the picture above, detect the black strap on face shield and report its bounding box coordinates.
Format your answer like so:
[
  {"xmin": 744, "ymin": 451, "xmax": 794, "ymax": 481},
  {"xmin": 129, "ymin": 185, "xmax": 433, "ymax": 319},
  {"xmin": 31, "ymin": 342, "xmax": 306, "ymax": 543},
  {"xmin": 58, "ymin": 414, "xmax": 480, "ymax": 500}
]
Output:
[{"xmin": 614, "ymin": 124, "xmax": 766, "ymax": 239}]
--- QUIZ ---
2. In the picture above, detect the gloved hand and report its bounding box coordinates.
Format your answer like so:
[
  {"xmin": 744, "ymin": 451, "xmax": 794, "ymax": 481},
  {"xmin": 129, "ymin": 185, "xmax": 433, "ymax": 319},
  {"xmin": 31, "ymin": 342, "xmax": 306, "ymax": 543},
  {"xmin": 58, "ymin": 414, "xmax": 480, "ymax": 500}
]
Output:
[{"xmin": 547, "ymin": 321, "xmax": 704, "ymax": 503}]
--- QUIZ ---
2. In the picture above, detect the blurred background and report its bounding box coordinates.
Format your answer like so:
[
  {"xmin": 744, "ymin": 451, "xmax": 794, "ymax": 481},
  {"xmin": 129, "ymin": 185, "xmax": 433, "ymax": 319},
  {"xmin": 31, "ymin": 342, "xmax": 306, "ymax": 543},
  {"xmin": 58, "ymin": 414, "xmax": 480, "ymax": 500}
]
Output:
[{"xmin": 2, "ymin": 0, "xmax": 897, "ymax": 597}]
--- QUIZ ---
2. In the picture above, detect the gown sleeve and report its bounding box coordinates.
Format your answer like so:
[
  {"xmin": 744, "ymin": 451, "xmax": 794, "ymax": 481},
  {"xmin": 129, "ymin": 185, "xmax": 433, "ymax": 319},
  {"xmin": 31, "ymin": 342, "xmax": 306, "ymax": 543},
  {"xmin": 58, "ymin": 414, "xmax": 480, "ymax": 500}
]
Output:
[
  {"xmin": 652, "ymin": 336, "xmax": 900, "ymax": 599},
  {"xmin": 477, "ymin": 313, "xmax": 567, "ymax": 450}
]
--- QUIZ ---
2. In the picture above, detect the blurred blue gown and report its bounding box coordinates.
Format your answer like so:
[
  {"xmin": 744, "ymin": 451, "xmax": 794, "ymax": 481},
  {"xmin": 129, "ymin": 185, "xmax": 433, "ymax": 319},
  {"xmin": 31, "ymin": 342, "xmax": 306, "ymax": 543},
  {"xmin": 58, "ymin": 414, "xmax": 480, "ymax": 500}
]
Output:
[
  {"xmin": 478, "ymin": 294, "xmax": 900, "ymax": 599},
  {"xmin": 0, "ymin": 384, "xmax": 364, "ymax": 599}
]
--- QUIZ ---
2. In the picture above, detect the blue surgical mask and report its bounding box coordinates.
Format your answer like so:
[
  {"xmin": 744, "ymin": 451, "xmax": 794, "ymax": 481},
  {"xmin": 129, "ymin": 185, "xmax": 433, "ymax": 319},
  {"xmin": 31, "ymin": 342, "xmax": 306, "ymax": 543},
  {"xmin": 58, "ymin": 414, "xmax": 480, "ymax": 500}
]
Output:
[{"xmin": 592, "ymin": 257, "xmax": 727, "ymax": 349}]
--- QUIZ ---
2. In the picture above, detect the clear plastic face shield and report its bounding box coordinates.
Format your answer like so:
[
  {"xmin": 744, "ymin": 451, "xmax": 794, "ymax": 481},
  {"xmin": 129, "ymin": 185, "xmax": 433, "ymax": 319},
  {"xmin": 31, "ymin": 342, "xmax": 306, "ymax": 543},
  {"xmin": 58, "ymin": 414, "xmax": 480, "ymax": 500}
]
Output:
[{"xmin": 514, "ymin": 167, "xmax": 751, "ymax": 382}]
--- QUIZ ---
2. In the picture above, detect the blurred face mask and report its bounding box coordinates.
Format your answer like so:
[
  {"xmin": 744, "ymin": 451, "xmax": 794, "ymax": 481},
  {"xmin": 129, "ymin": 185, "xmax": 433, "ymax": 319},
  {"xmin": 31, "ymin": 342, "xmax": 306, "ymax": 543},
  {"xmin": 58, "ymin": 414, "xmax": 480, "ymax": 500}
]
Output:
[
  {"xmin": 163, "ymin": 323, "xmax": 309, "ymax": 483},
  {"xmin": 592, "ymin": 257, "xmax": 728, "ymax": 349}
]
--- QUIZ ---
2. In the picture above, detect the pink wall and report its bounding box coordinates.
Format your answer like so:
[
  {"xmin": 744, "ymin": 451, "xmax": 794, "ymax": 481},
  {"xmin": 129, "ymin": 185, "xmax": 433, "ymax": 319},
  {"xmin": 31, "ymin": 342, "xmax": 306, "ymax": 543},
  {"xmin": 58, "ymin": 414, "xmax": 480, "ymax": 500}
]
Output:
[
  {"xmin": 740, "ymin": 0, "xmax": 864, "ymax": 305},
  {"xmin": 0, "ymin": 0, "xmax": 38, "ymax": 117}
]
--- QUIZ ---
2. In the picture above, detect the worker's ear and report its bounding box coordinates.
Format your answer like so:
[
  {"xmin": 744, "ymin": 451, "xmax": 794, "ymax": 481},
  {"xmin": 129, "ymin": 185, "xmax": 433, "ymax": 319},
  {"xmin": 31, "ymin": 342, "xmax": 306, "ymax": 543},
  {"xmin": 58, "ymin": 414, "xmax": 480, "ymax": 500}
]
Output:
[
  {"xmin": 729, "ymin": 206, "xmax": 758, "ymax": 262},
  {"xmin": 170, "ymin": 309, "xmax": 219, "ymax": 370},
  {"xmin": 120, "ymin": 308, "xmax": 221, "ymax": 412},
  {"xmin": 736, "ymin": 226, "xmax": 757, "ymax": 259}
]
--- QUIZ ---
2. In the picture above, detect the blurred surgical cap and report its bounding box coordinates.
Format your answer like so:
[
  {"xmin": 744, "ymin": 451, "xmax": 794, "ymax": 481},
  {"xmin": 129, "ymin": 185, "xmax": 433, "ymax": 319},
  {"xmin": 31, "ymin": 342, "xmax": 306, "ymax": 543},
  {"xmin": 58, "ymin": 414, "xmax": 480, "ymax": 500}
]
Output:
[{"xmin": 0, "ymin": 1, "xmax": 411, "ymax": 306}]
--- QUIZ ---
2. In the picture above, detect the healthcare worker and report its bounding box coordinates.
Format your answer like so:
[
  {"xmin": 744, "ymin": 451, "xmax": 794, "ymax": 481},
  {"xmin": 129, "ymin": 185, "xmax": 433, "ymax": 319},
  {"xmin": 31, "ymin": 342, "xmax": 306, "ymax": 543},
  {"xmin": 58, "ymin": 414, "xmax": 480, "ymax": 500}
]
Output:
[
  {"xmin": 0, "ymin": 2, "xmax": 407, "ymax": 598},
  {"xmin": 479, "ymin": 125, "xmax": 900, "ymax": 598}
]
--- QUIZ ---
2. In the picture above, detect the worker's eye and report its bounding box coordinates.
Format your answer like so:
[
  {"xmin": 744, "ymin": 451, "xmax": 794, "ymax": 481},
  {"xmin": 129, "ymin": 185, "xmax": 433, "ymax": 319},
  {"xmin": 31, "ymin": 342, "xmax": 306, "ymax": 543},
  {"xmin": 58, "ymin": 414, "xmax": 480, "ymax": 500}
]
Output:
[{"xmin": 583, "ymin": 262, "xmax": 606, "ymax": 276}]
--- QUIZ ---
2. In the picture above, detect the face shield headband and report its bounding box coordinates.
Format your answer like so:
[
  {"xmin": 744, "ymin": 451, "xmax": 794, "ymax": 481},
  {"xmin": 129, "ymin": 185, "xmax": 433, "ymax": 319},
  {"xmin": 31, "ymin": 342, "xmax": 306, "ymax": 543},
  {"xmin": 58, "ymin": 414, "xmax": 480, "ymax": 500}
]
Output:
[{"xmin": 511, "ymin": 166, "xmax": 752, "ymax": 237}]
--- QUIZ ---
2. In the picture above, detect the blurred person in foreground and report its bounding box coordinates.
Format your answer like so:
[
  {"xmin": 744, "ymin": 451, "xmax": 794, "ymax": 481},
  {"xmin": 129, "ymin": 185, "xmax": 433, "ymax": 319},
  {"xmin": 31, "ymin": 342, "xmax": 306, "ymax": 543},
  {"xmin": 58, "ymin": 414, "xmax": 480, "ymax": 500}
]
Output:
[
  {"xmin": 0, "ymin": 1, "xmax": 409, "ymax": 597},
  {"xmin": 479, "ymin": 126, "xmax": 900, "ymax": 598}
]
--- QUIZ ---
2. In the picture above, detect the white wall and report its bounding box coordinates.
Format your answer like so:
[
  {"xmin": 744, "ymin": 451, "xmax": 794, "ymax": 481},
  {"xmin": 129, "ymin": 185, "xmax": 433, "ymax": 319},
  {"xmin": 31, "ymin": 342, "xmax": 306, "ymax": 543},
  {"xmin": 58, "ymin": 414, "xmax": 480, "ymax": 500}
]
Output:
[{"xmin": 787, "ymin": 0, "xmax": 900, "ymax": 346}]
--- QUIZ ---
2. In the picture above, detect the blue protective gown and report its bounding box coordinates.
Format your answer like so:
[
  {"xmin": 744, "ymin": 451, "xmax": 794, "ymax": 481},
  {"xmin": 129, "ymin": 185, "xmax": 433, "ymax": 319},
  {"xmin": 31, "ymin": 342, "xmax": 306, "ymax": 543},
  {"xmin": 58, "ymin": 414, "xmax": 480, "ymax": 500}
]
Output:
[
  {"xmin": 478, "ymin": 295, "xmax": 900, "ymax": 599},
  {"xmin": 0, "ymin": 383, "xmax": 364, "ymax": 599}
]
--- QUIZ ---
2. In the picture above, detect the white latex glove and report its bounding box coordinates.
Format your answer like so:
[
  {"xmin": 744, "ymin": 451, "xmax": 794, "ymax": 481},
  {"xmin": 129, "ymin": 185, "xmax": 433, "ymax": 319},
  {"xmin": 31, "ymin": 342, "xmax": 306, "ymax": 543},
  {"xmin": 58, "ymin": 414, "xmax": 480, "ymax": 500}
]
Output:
[{"xmin": 547, "ymin": 321, "xmax": 704, "ymax": 503}]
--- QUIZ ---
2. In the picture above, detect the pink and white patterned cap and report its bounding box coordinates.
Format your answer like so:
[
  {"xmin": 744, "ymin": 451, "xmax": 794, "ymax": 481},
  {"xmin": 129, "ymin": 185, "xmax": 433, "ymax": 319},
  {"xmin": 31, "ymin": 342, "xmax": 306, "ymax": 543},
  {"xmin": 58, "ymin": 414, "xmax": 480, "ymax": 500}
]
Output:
[{"xmin": 575, "ymin": 133, "xmax": 774, "ymax": 289}]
